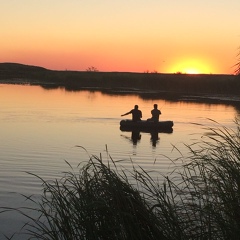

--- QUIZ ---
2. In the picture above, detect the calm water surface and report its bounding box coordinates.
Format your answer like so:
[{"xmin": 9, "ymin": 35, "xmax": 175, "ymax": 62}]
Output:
[{"xmin": 0, "ymin": 84, "xmax": 239, "ymax": 238}]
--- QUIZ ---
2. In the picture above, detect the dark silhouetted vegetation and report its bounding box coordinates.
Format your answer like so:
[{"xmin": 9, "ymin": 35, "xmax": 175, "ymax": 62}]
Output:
[
  {"xmin": 234, "ymin": 47, "xmax": 240, "ymax": 75},
  {"xmin": 86, "ymin": 66, "xmax": 99, "ymax": 72},
  {"xmin": 1, "ymin": 119, "xmax": 240, "ymax": 239},
  {"xmin": 1, "ymin": 63, "xmax": 240, "ymax": 97}
]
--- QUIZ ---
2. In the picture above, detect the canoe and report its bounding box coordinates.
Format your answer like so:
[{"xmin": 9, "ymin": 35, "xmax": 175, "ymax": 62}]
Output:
[{"xmin": 120, "ymin": 120, "xmax": 173, "ymax": 133}]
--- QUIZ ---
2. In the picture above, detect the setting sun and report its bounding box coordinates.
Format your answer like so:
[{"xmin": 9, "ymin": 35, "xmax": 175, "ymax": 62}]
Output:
[
  {"xmin": 182, "ymin": 68, "xmax": 200, "ymax": 74},
  {"xmin": 168, "ymin": 58, "xmax": 214, "ymax": 74}
]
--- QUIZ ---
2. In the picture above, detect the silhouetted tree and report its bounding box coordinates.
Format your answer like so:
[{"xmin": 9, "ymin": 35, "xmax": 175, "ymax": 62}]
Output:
[{"xmin": 86, "ymin": 66, "xmax": 99, "ymax": 72}]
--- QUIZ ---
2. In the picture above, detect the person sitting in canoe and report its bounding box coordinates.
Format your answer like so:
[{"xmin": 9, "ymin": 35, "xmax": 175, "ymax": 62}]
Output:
[
  {"xmin": 121, "ymin": 105, "xmax": 142, "ymax": 122},
  {"xmin": 147, "ymin": 104, "xmax": 161, "ymax": 122}
]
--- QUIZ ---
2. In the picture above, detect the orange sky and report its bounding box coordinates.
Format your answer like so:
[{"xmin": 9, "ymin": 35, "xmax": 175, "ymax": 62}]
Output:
[{"xmin": 1, "ymin": 1, "xmax": 239, "ymax": 74}]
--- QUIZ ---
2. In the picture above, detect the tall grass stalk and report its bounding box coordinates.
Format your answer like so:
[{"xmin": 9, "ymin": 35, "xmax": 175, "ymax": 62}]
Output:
[
  {"xmin": 1, "ymin": 119, "xmax": 240, "ymax": 239},
  {"xmin": 234, "ymin": 47, "xmax": 240, "ymax": 75}
]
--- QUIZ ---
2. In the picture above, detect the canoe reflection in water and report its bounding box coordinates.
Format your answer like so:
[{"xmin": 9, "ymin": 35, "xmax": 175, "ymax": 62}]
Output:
[
  {"xmin": 120, "ymin": 130, "xmax": 141, "ymax": 146},
  {"xmin": 131, "ymin": 130, "xmax": 142, "ymax": 145},
  {"xmin": 120, "ymin": 119, "xmax": 173, "ymax": 147},
  {"xmin": 120, "ymin": 126, "xmax": 173, "ymax": 147},
  {"xmin": 150, "ymin": 131, "xmax": 160, "ymax": 147}
]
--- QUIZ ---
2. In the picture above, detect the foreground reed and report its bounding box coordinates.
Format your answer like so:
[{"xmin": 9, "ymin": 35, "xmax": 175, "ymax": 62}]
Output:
[{"xmin": 1, "ymin": 119, "xmax": 240, "ymax": 239}]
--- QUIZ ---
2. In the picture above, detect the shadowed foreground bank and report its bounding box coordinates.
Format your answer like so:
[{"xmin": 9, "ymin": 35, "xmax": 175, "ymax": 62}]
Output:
[
  {"xmin": 1, "ymin": 119, "xmax": 240, "ymax": 239},
  {"xmin": 1, "ymin": 63, "xmax": 240, "ymax": 97}
]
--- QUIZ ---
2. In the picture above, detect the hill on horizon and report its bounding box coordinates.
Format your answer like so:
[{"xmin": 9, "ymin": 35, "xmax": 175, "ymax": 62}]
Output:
[
  {"xmin": 0, "ymin": 62, "xmax": 48, "ymax": 72},
  {"xmin": 0, "ymin": 62, "xmax": 235, "ymax": 76}
]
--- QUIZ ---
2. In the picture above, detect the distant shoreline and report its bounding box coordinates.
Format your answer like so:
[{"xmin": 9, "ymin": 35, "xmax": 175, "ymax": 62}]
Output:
[{"xmin": 1, "ymin": 62, "xmax": 240, "ymax": 106}]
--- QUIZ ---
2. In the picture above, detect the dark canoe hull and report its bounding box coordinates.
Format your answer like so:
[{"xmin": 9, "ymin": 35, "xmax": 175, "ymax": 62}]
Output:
[{"xmin": 120, "ymin": 120, "xmax": 174, "ymax": 133}]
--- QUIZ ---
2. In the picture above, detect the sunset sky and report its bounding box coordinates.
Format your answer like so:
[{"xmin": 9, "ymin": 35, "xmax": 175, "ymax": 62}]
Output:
[{"xmin": 1, "ymin": 1, "xmax": 240, "ymax": 74}]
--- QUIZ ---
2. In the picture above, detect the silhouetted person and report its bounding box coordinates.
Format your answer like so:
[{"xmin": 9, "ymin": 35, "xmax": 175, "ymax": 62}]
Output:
[
  {"xmin": 121, "ymin": 105, "xmax": 142, "ymax": 122},
  {"xmin": 147, "ymin": 104, "xmax": 161, "ymax": 122}
]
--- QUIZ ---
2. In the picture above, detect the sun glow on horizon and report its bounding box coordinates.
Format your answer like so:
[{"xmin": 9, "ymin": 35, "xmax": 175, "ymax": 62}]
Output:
[
  {"xmin": 168, "ymin": 58, "xmax": 214, "ymax": 74},
  {"xmin": 182, "ymin": 68, "xmax": 200, "ymax": 74}
]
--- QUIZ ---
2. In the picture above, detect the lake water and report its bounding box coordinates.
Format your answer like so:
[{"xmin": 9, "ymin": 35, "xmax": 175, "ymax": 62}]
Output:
[{"xmin": 0, "ymin": 84, "xmax": 239, "ymax": 239}]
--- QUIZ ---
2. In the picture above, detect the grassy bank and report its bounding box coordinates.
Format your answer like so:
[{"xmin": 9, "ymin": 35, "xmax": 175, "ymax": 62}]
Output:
[
  {"xmin": 1, "ymin": 119, "xmax": 240, "ymax": 239},
  {"xmin": 0, "ymin": 63, "xmax": 240, "ymax": 96}
]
